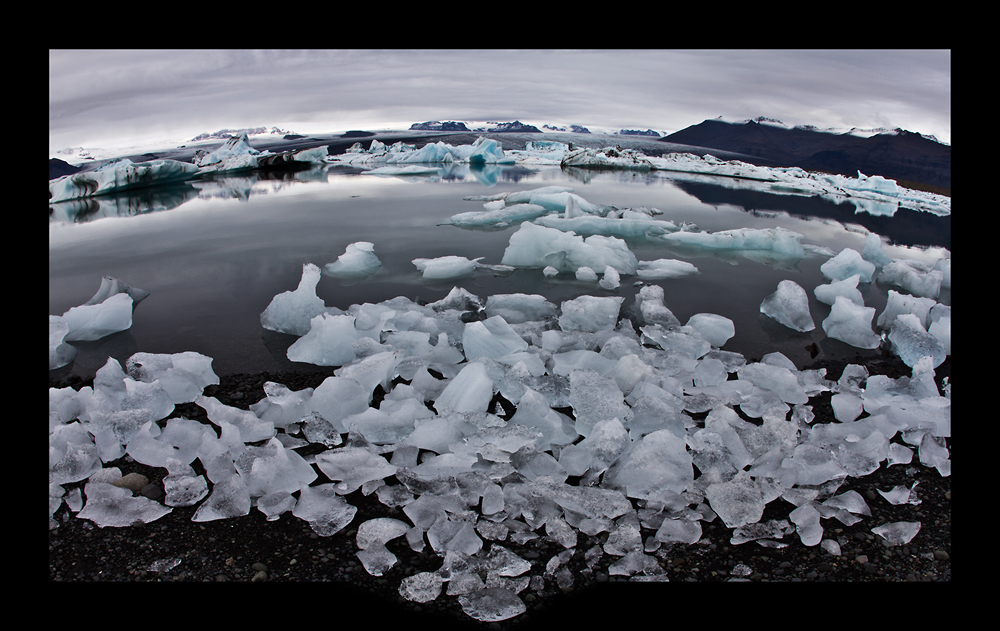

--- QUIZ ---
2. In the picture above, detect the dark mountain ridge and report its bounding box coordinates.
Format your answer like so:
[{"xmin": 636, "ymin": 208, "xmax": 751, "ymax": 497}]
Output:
[{"xmin": 662, "ymin": 119, "xmax": 950, "ymax": 191}]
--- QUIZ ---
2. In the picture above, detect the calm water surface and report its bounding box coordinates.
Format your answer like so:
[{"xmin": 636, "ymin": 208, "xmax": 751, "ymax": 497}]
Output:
[{"xmin": 49, "ymin": 163, "xmax": 950, "ymax": 378}]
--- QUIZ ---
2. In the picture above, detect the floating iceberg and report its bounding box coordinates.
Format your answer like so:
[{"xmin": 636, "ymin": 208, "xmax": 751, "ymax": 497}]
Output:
[
  {"xmin": 49, "ymin": 158, "xmax": 199, "ymax": 202},
  {"xmin": 501, "ymin": 222, "xmax": 638, "ymax": 275},
  {"xmin": 412, "ymin": 256, "xmax": 483, "ymax": 280},
  {"xmin": 325, "ymin": 242, "xmax": 382, "ymax": 278},
  {"xmin": 658, "ymin": 226, "xmax": 807, "ymax": 259}
]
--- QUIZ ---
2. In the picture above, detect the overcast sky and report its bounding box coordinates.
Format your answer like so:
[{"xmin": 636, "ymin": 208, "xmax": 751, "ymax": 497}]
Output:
[{"xmin": 49, "ymin": 49, "xmax": 951, "ymax": 153}]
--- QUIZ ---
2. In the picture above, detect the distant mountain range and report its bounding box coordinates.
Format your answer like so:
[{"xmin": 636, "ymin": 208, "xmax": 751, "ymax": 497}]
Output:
[{"xmin": 661, "ymin": 117, "xmax": 950, "ymax": 191}]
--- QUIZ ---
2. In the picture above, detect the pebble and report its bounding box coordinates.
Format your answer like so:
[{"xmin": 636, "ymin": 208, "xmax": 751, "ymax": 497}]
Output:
[
  {"xmin": 252, "ymin": 571, "xmax": 268, "ymax": 582},
  {"xmin": 934, "ymin": 550, "xmax": 949, "ymax": 561},
  {"xmin": 113, "ymin": 473, "xmax": 149, "ymax": 494},
  {"xmin": 856, "ymin": 555, "xmax": 869, "ymax": 564}
]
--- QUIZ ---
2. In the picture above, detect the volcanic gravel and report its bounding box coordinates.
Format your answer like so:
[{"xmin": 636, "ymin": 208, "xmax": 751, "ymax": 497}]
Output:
[{"xmin": 49, "ymin": 354, "xmax": 951, "ymax": 628}]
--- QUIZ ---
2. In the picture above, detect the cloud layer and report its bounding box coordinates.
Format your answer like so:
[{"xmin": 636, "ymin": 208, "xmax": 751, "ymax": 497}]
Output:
[{"xmin": 49, "ymin": 49, "xmax": 951, "ymax": 151}]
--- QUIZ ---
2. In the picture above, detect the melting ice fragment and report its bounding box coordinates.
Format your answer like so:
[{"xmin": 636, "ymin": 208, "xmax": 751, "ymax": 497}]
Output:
[
  {"xmin": 871, "ymin": 521, "xmax": 921, "ymax": 546},
  {"xmin": 822, "ymin": 296, "xmax": 881, "ymax": 349},
  {"xmin": 76, "ymin": 481, "xmax": 172, "ymax": 527},
  {"xmin": 324, "ymin": 241, "xmax": 382, "ymax": 278},
  {"xmin": 125, "ymin": 351, "xmax": 219, "ymax": 404},
  {"xmin": 887, "ymin": 313, "xmax": 947, "ymax": 367},
  {"xmin": 760, "ymin": 280, "xmax": 815, "ymax": 332},
  {"xmin": 60, "ymin": 292, "xmax": 134, "ymax": 342},
  {"xmin": 412, "ymin": 255, "xmax": 482, "ymax": 280},
  {"xmin": 559, "ymin": 295, "xmax": 624, "ymax": 332},
  {"xmin": 821, "ymin": 248, "xmax": 876, "ymax": 283},
  {"xmin": 458, "ymin": 588, "xmax": 527, "ymax": 622},
  {"xmin": 291, "ymin": 482, "xmax": 358, "ymax": 536},
  {"xmin": 261, "ymin": 263, "xmax": 337, "ymax": 336}
]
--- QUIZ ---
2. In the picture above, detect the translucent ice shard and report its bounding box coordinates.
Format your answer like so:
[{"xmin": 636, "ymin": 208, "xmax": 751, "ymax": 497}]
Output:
[
  {"xmin": 398, "ymin": 571, "xmax": 444, "ymax": 603},
  {"xmin": 760, "ymin": 280, "xmax": 815, "ymax": 332},
  {"xmin": 291, "ymin": 482, "xmax": 358, "ymax": 536},
  {"xmin": 458, "ymin": 588, "xmax": 526, "ymax": 622},
  {"xmin": 76, "ymin": 481, "xmax": 172, "ymax": 527},
  {"xmin": 822, "ymin": 295, "xmax": 881, "ymax": 349},
  {"xmin": 871, "ymin": 521, "xmax": 921, "ymax": 546},
  {"xmin": 261, "ymin": 263, "xmax": 335, "ymax": 336}
]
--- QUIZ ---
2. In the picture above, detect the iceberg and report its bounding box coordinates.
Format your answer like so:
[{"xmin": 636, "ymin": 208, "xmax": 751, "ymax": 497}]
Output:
[
  {"xmin": 636, "ymin": 259, "xmax": 699, "ymax": 279},
  {"xmin": 879, "ymin": 259, "xmax": 944, "ymax": 299},
  {"xmin": 658, "ymin": 226, "xmax": 807, "ymax": 259},
  {"xmin": 49, "ymin": 158, "xmax": 199, "ymax": 202},
  {"xmin": 412, "ymin": 256, "xmax": 483, "ymax": 280},
  {"xmin": 501, "ymin": 222, "xmax": 638, "ymax": 275},
  {"xmin": 887, "ymin": 313, "xmax": 947, "ymax": 367},
  {"xmin": 560, "ymin": 146, "xmax": 654, "ymax": 170},
  {"xmin": 324, "ymin": 242, "xmax": 382, "ymax": 278}
]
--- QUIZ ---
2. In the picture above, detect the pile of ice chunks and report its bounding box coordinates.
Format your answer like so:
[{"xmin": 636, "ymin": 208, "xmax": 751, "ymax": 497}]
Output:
[{"xmin": 51, "ymin": 275, "xmax": 948, "ymax": 619}]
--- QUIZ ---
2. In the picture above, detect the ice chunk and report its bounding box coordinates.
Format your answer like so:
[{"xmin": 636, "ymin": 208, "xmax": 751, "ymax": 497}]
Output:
[
  {"xmin": 600, "ymin": 265, "xmax": 621, "ymax": 290},
  {"xmin": 821, "ymin": 248, "xmax": 876, "ymax": 283},
  {"xmin": 356, "ymin": 517, "xmax": 411, "ymax": 550},
  {"xmin": 261, "ymin": 263, "xmax": 335, "ymax": 336},
  {"xmin": 463, "ymin": 316, "xmax": 528, "ymax": 360},
  {"xmin": 575, "ymin": 266, "xmax": 598, "ymax": 281},
  {"xmin": 861, "ymin": 233, "xmax": 893, "ymax": 267},
  {"xmin": 449, "ymin": 202, "xmax": 548, "ymax": 229},
  {"xmin": 737, "ymin": 362, "xmax": 808, "ymax": 404},
  {"xmin": 636, "ymin": 258, "xmax": 699, "ymax": 279},
  {"xmin": 324, "ymin": 241, "xmax": 382, "ymax": 278},
  {"xmin": 399, "ymin": 571, "xmax": 444, "ymax": 603},
  {"xmin": 76, "ymin": 481, "xmax": 172, "ymax": 527},
  {"xmin": 927, "ymin": 305, "xmax": 950, "ymax": 355},
  {"xmin": 814, "ymin": 274, "xmax": 864, "ymax": 307},
  {"xmin": 760, "ymin": 280, "xmax": 815, "ymax": 332},
  {"xmin": 305, "ymin": 376, "xmax": 371, "ymax": 433},
  {"xmin": 569, "ymin": 369, "xmax": 630, "ymax": 437},
  {"xmin": 508, "ymin": 388, "xmax": 578, "ymax": 450},
  {"xmin": 789, "ymin": 503, "xmax": 823, "ymax": 546},
  {"xmin": 877, "ymin": 290, "xmax": 937, "ymax": 331},
  {"xmin": 603, "ymin": 429, "xmax": 693, "ymax": 499},
  {"xmin": 887, "ymin": 313, "xmax": 947, "ymax": 367},
  {"xmin": 705, "ymin": 471, "xmax": 765, "ymax": 529},
  {"xmin": 458, "ymin": 587, "xmax": 526, "ymax": 622},
  {"xmin": 786, "ymin": 444, "xmax": 848, "ymax": 486},
  {"xmin": 880, "ymin": 260, "xmax": 943, "ymax": 299},
  {"xmin": 49, "ymin": 422, "xmax": 102, "ymax": 485},
  {"xmin": 830, "ymin": 393, "xmax": 864, "ymax": 422},
  {"xmin": 559, "ymin": 295, "xmax": 624, "ymax": 332},
  {"xmin": 871, "ymin": 521, "xmax": 921, "ymax": 546},
  {"xmin": 291, "ymin": 482, "xmax": 358, "ymax": 536},
  {"xmin": 195, "ymin": 395, "xmax": 275, "ymax": 443},
  {"xmin": 484, "ymin": 293, "xmax": 557, "ymax": 324},
  {"xmin": 234, "ymin": 437, "xmax": 317, "ymax": 498},
  {"xmin": 286, "ymin": 314, "xmax": 363, "ymax": 366},
  {"xmin": 314, "ymin": 445, "xmax": 397, "ymax": 495},
  {"xmin": 191, "ymin": 473, "xmax": 251, "ymax": 522},
  {"xmin": 49, "ymin": 316, "xmax": 77, "ymax": 370},
  {"xmin": 60, "ymin": 292, "xmax": 134, "ymax": 342},
  {"xmin": 162, "ymin": 468, "xmax": 209, "ymax": 507},
  {"xmin": 257, "ymin": 491, "xmax": 296, "ymax": 520},
  {"xmin": 632, "ymin": 284, "xmax": 680, "ymax": 328},
  {"xmin": 501, "ymin": 222, "xmax": 638, "ymax": 275},
  {"xmin": 434, "ymin": 362, "xmax": 495, "ymax": 413},
  {"xmin": 822, "ymin": 296, "xmax": 881, "ymax": 349},
  {"xmin": 685, "ymin": 313, "xmax": 735, "ymax": 348},
  {"xmin": 412, "ymin": 255, "xmax": 482, "ymax": 280},
  {"xmin": 125, "ymin": 351, "xmax": 219, "ymax": 404}
]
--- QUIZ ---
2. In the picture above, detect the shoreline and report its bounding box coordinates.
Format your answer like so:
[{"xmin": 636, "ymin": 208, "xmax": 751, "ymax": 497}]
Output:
[{"xmin": 50, "ymin": 353, "xmax": 951, "ymax": 624}]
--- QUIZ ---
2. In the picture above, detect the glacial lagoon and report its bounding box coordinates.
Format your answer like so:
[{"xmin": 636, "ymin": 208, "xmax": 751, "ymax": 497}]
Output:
[{"xmin": 49, "ymin": 160, "xmax": 950, "ymax": 380}]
